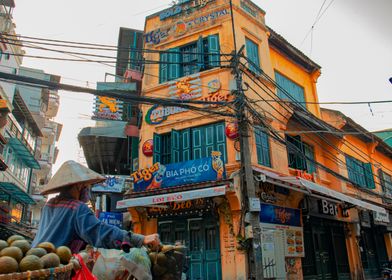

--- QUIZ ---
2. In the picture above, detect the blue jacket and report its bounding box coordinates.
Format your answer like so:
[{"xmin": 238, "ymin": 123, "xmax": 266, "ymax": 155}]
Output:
[{"xmin": 32, "ymin": 196, "xmax": 144, "ymax": 251}]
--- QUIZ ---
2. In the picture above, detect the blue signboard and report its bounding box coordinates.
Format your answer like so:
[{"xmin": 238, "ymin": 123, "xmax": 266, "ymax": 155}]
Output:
[
  {"xmin": 260, "ymin": 203, "xmax": 301, "ymax": 227},
  {"xmin": 99, "ymin": 212, "xmax": 123, "ymax": 228},
  {"xmin": 131, "ymin": 152, "xmax": 226, "ymax": 192}
]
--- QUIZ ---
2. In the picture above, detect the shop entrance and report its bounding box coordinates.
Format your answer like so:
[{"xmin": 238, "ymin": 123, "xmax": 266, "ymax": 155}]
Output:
[
  {"xmin": 302, "ymin": 218, "xmax": 350, "ymax": 280},
  {"xmin": 360, "ymin": 226, "xmax": 388, "ymax": 279},
  {"xmin": 158, "ymin": 216, "xmax": 221, "ymax": 280}
]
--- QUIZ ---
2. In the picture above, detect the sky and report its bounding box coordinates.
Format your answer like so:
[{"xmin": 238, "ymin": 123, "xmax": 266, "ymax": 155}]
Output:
[{"xmin": 11, "ymin": 0, "xmax": 392, "ymax": 173}]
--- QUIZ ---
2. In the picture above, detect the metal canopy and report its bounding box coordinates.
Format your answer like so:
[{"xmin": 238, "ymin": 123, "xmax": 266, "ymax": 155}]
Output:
[
  {"xmin": 0, "ymin": 182, "xmax": 35, "ymax": 205},
  {"xmin": 8, "ymin": 138, "xmax": 40, "ymax": 169}
]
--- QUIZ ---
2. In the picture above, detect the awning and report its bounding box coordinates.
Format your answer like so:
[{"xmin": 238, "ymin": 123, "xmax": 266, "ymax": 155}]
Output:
[
  {"xmin": 116, "ymin": 185, "xmax": 226, "ymax": 209},
  {"xmin": 0, "ymin": 182, "xmax": 36, "ymax": 205},
  {"xmin": 253, "ymin": 167, "xmax": 386, "ymax": 214},
  {"xmin": 7, "ymin": 138, "xmax": 40, "ymax": 169}
]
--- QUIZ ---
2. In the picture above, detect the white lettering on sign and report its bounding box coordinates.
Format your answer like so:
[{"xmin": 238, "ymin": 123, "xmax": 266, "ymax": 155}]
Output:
[
  {"xmin": 319, "ymin": 199, "xmax": 338, "ymax": 216},
  {"xmin": 374, "ymin": 211, "xmax": 390, "ymax": 224},
  {"xmin": 116, "ymin": 185, "xmax": 226, "ymax": 209}
]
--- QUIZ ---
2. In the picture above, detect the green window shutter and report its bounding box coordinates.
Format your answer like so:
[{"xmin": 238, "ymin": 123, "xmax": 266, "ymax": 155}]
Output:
[
  {"xmin": 204, "ymin": 124, "xmax": 215, "ymax": 158},
  {"xmin": 171, "ymin": 129, "xmax": 181, "ymax": 163},
  {"xmin": 304, "ymin": 143, "xmax": 316, "ymax": 174},
  {"xmin": 192, "ymin": 127, "xmax": 203, "ymax": 160},
  {"xmin": 153, "ymin": 133, "xmax": 162, "ymax": 163},
  {"xmin": 159, "ymin": 52, "xmax": 168, "ymax": 83},
  {"xmin": 378, "ymin": 169, "xmax": 386, "ymax": 192},
  {"xmin": 364, "ymin": 163, "xmax": 375, "ymax": 189},
  {"xmin": 207, "ymin": 35, "xmax": 220, "ymax": 67},
  {"xmin": 168, "ymin": 48, "xmax": 180, "ymax": 81},
  {"xmin": 245, "ymin": 38, "xmax": 260, "ymax": 75},
  {"xmin": 214, "ymin": 123, "xmax": 227, "ymax": 162},
  {"xmin": 275, "ymin": 71, "xmax": 306, "ymax": 109},
  {"xmin": 181, "ymin": 128, "xmax": 191, "ymax": 162},
  {"xmin": 255, "ymin": 127, "xmax": 271, "ymax": 167},
  {"xmin": 197, "ymin": 36, "xmax": 205, "ymax": 72}
]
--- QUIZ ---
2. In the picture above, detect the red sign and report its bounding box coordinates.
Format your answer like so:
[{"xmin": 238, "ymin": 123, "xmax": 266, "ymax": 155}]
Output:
[
  {"xmin": 142, "ymin": 140, "xmax": 153, "ymax": 157},
  {"xmin": 225, "ymin": 122, "xmax": 239, "ymax": 139},
  {"xmin": 296, "ymin": 170, "xmax": 314, "ymax": 182}
]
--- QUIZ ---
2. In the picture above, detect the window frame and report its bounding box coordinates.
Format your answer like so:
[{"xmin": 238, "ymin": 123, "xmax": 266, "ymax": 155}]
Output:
[
  {"xmin": 254, "ymin": 126, "xmax": 271, "ymax": 167},
  {"xmin": 286, "ymin": 135, "xmax": 316, "ymax": 174},
  {"xmin": 275, "ymin": 71, "xmax": 307, "ymax": 110},
  {"xmin": 245, "ymin": 37, "xmax": 261, "ymax": 75},
  {"xmin": 345, "ymin": 154, "xmax": 375, "ymax": 189}
]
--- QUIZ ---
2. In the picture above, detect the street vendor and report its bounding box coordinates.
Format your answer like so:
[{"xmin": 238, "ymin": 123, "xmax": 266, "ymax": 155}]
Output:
[{"xmin": 32, "ymin": 160, "xmax": 160, "ymax": 253}]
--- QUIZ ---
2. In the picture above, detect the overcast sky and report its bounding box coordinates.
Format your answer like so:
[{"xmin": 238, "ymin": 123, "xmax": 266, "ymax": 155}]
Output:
[{"xmin": 12, "ymin": 0, "xmax": 392, "ymax": 172}]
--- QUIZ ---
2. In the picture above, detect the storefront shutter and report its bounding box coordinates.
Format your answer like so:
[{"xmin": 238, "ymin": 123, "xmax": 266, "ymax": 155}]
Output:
[
  {"xmin": 153, "ymin": 133, "xmax": 161, "ymax": 163},
  {"xmin": 304, "ymin": 143, "xmax": 316, "ymax": 174},
  {"xmin": 168, "ymin": 48, "xmax": 180, "ymax": 81},
  {"xmin": 181, "ymin": 128, "xmax": 191, "ymax": 162},
  {"xmin": 214, "ymin": 123, "xmax": 227, "ymax": 162},
  {"xmin": 171, "ymin": 129, "xmax": 180, "ymax": 163},
  {"xmin": 207, "ymin": 35, "xmax": 220, "ymax": 67},
  {"xmin": 159, "ymin": 52, "xmax": 168, "ymax": 83},
  {"xmin": 364, "ymin": 163, "xmax": 376, "ymax": 189}
]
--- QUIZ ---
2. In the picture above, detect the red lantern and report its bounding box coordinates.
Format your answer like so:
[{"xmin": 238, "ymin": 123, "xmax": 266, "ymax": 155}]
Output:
[
  {"xmin": 225, "ymin": 122, "xmax": 239, "ymax": 139},
  {"xmin": 142, "ymin": 139, "xmax": 154, "ymax": 157}
]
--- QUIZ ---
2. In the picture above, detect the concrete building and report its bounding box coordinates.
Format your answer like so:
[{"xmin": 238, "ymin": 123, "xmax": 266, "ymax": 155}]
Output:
[
  {"xmin": 115, "ymin": 1, "xmax": 392, "ymax": 279},
  {"xmin": 16, "ymin": 67, "xmax": 62, "ymax": 227}
]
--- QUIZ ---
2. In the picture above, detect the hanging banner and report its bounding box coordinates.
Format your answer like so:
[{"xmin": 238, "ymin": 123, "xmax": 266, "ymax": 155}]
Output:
[
  {"xmin": 92, "ymin": 176, "xmax": 127, "ymax": 193},
  {"xmin": 98, "ymin": 212, "xmax": 123, "ymax": 228},
  {"xmin": 131, "ymin": 151, "xmax": 225, "ymax": 192}
]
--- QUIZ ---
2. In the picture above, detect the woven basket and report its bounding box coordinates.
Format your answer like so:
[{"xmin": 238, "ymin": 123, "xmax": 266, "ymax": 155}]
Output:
[{"xmin": 0, "ymin": 262, "xmax": 74, "ymax": 280}]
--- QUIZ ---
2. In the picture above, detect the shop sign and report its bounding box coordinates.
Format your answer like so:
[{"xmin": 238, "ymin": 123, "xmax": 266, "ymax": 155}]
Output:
[
  {"xmin": 145, "ymin": 105, "xmax": 188, "ymax": 125},
  {"xmin": 168, "ymin": 74, "xmax": 202, "ymax": 100},
  {"xmin": 98, "ymin": 212, "xmax": 123, "ymax": 228},
  {"xmin": 225, "ymin": 122, "xmax": 239, "ymax": 139},
  {"xmin": 92, "ymin": 176, "xmax": 126, "ymax": 193},
  {"xmin": 142, "ymin": 140, "xmax": 153, "ymax": 157},
  {"xmin": 318, "ymin": 199, "xmax": 338, "ymax": 216},
  {"xmin": 117, "ymin": 185, "xmax": 226, "ymax": 208},
  {"xmin": 260, "ymin": 203, "xmax": 301, "ymax": 227},
  {"xmin": 373, "ymin": 211, "xmax": 390, "ymax": 225},
  {"xmin": 159, "ymin": 0, "xmax": 215, "ymax": 21},
  {"xmin": 147, "ymin": 198, "xmax": 211, "ymax": 217},
  {"xmin": 259, "ymin": 184, "xmax": 277, "ymax": 203},
  {"xmin": 131, "ymin": 151, "xmax": 226, "ymax": 192},
  {"xmin": 145, "ymin": 8, "xmax": 230, "ymax": 45}
]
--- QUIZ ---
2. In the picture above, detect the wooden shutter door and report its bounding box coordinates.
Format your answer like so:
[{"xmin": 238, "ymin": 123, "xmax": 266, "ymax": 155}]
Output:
[
  {"xmin": 168, "ymin": 48, "xmax": 180, "ymax": 81},
  {"xmin": 181, "ymin": 128, "xmax": 191, "ymax": 162},
  {"xmin": 189, "ymin": 219, "xmax": 204, "ymax": 279},
  {"xmin": 153, "ymin": 133, "xmax": 162, "ymax": 163},
  {"xmin": 159, "ymin": 52, "xmax": 168, "ymax": 83},
  {"xmin": 304, "ymin": 143, "xmax": 316, "ymax": 174},
  {"xmin": 171, "ymin": 129, "xmax": 180, "ymax": 163},
  {"xmin": 192, "ymin": 126, "xmax": 203, "ymax": 160},
  {"xmin": 364, "ymin": 163, "xmax": 376, "ymax": 189},
  {"xmin": 204, "ymin": 219, "xmax": 221, "ymax": 280},
  {"xmin": 205, "ymin": 124, "xmax": 215, "ymax": 158},
  {"xmin": 208, "ymin": 35, "xmax": 220, "ymax": 67},
  {"xmin": 197, "ymin": 36, "xmax": 205, "ymax": 71},
  {"xmin": 215, "ymin": 123, "xmax": 227, "ymax": 162}
]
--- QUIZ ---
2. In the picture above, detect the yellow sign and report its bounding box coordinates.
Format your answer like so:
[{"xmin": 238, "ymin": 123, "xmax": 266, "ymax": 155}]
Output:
[{"xmin": 0, "ymin": 99, "xmax": 8, "ymax": 109}]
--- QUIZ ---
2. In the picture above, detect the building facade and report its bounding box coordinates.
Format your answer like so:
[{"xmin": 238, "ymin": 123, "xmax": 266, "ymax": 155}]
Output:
[{"xmin": 115, "ymin": 1, "xmax": 392, "ymax": 279}]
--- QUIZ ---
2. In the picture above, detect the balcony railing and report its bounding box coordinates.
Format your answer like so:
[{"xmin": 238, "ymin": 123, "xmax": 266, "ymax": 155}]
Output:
[{"xmin": 5, "ymin": 115, "xmax": 34, "ymax": 155}]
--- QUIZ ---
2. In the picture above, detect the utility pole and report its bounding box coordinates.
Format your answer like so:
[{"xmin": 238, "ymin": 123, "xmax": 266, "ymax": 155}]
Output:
[{"xmin": 232, "ymin": 47, "xmax": 264, "ymax": 280}]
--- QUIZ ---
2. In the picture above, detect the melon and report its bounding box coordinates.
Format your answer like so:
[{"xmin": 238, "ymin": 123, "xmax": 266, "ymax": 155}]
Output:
[
  {"xmin": 26, "ymin": 248, "xmax": 47, "ymax": 258},
  {"xmin": 0, "ymin": 240, "xmax": 8, "ymax": 251},
  {"xmin": 1, "ymin": 246, "xmax": 23, "ymax": 262},
  {"xmin": 41, "ymin": 253, "xmax": 60, "ymax": 268},
  {"xmin": 0, "ymin": 256, "xmax": 18, "ymax": 274},
  {"xmin": 19, "ymin": 255, "xmax": 44, "ymax": 272},
  {"xmin": 37, "ymin": 242, "xmax": 56, "ymax": 253},
  {"xmin": 7, "ymin": 235, "xmax": 24, "ymax": 245},
  {"xmin": 56, "ymin": 246, "xmax": 72, "ymax": 264},
  {"xmin": 11, "ymin": 239, "xmax": 31, "ymax": 254}
]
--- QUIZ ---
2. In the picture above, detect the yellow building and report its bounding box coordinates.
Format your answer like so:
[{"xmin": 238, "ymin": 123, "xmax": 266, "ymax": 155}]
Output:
[{"xmin": 116, "ymin": 1, "xmax": 392, "ymax": 279}]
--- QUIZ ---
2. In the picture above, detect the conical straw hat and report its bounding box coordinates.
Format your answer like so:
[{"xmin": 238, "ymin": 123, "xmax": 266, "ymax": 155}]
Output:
[{"xmin": 40, "ymin": 160, "xmax": 105, "ymax": 195}]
